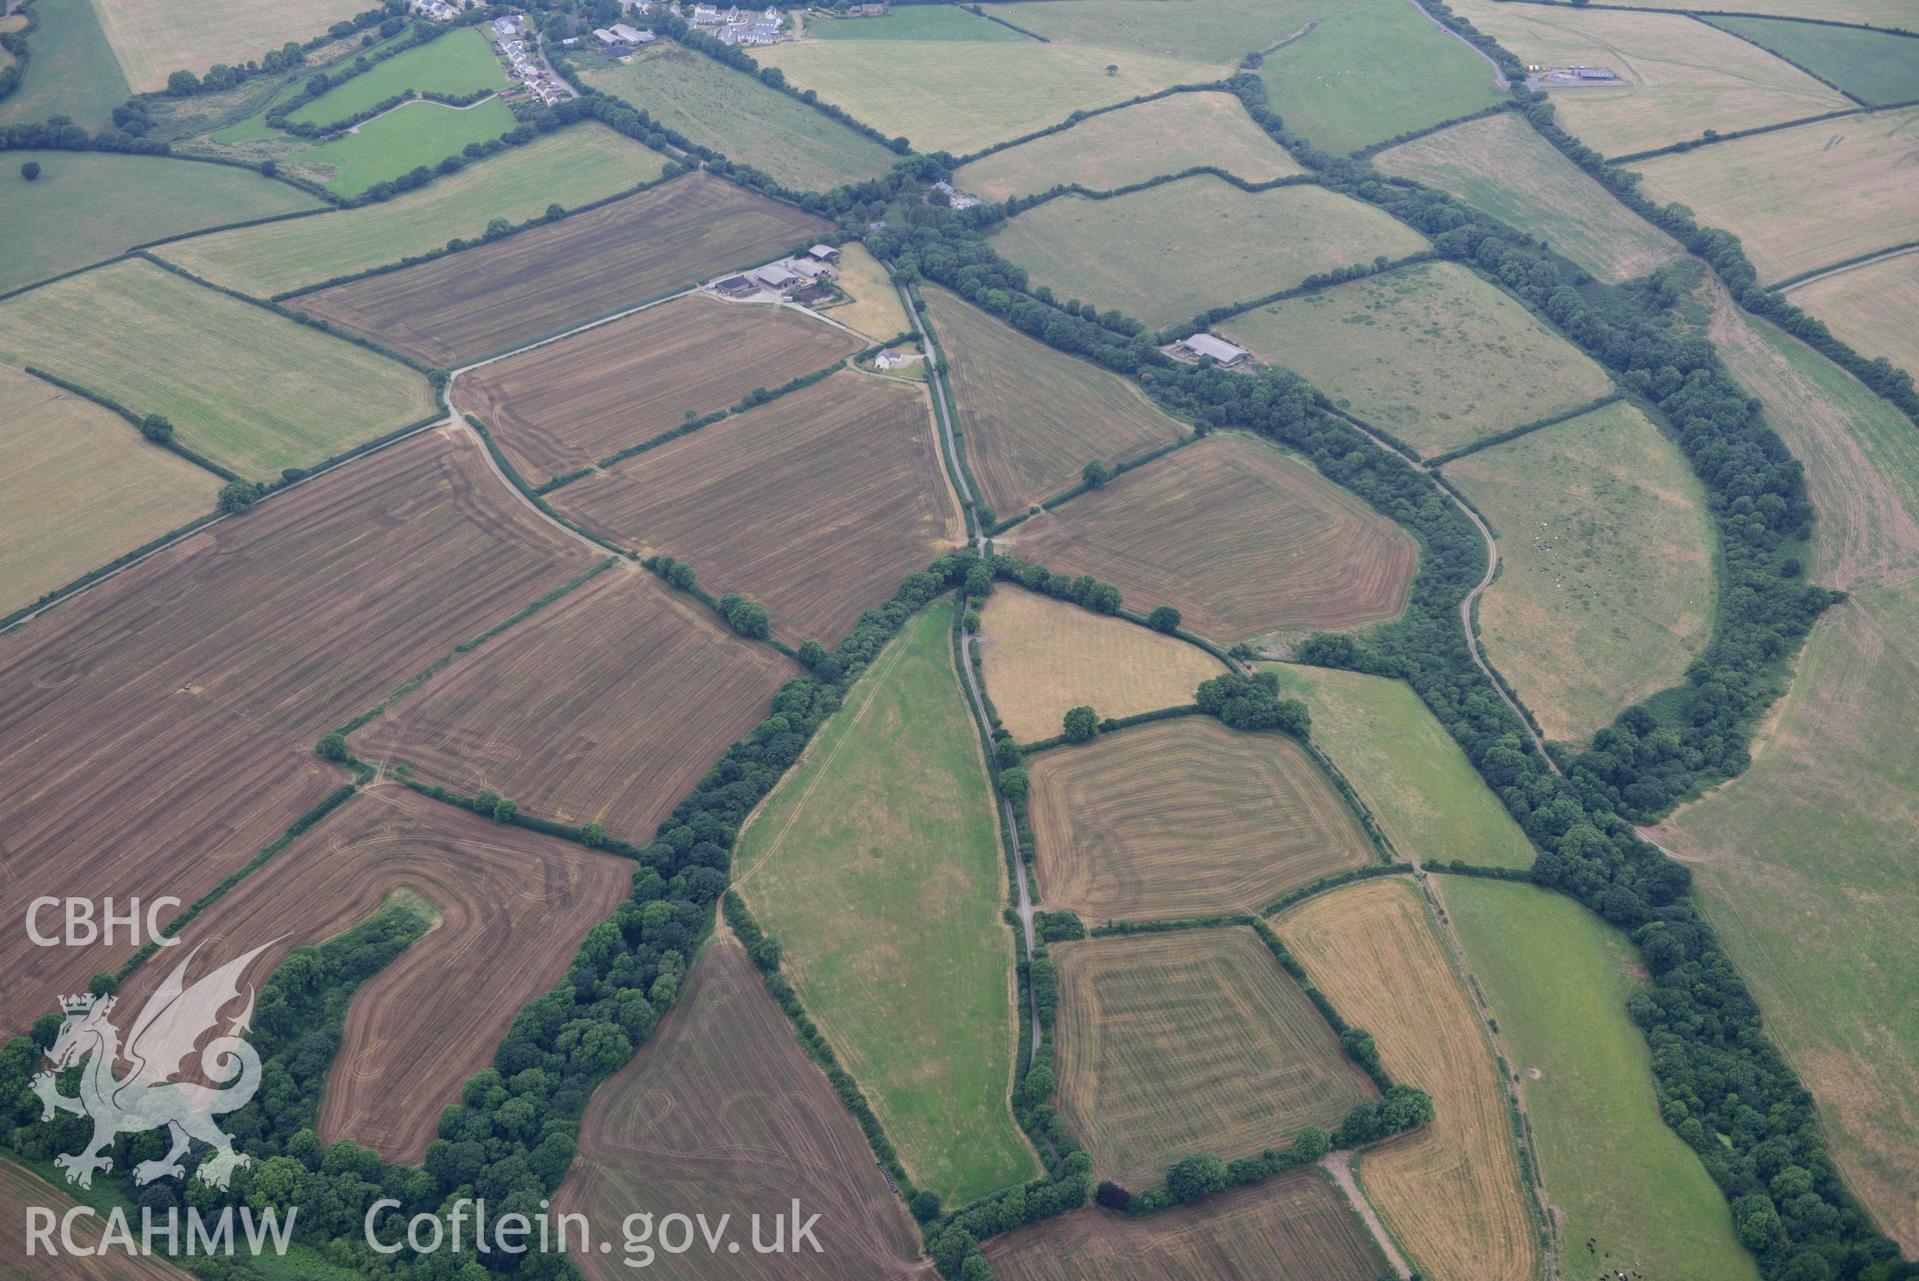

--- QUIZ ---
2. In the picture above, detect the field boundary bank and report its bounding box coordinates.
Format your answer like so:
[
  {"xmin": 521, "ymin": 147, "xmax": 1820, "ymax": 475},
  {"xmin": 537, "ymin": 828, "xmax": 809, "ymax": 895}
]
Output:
[
  {"xmin": 1183, "ymin": 251, "xmax": 1442, "ymax": 349},
  {"xmin": 16, "ymin": 364, "xmax": 238, "ymax": 482},
  {"xmin": 1425, "ymin": 391, "xmax": 1626, "ymax": 466},
  {"xmin": 1693, "ymin": 14, "xmax": 1866, "ymax": 103},
  {"xmin": 1607, "ymin": 101, "xmax": 1899, "ymax": 165},
  {"xmin": 1349, "ymin": 99, "xmax": 1516, "ymax": 160},
  {"xmin": 1484, "ymin": 0, "xmax": 1919, "ymax": 37},
  {"xmin": 947, "ymin": 81, "xmax": 1234, "ymax": 169},
  {"xmin": 1772, "ymin": 240, "xmax": 1919, "ymax": 292}
]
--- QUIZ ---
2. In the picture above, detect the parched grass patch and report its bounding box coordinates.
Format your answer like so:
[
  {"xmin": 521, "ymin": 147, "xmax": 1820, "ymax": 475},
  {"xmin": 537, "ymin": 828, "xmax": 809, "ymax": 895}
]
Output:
[
  {"xmin": 924, "ymin": 284, "xmax": 1187, "ymax": 514},
  {"xmin": 953, "ymin": 90, "xmax": 1303, "ymax": 201},
  {"xmin": 551, "ymin": 372, "xmax": 959, "ymax": 647},
  {"xmin": 1009, "ymin": 433, "xmax": 1418, "ymax": 642},
  {"xmin": 288, "ymin": 28, "xmax": 504, "ymax": 125},
  {"xmin": 818, "ymin": 241, "xmax": 909, "ymax": 340},
  {"xmin": 582, "ymin": 40, "xmax": 898, "ymax": 190},
  {"xmin": 156, "ymin": 124, "xmax": 665, "ymax": 297},
  {"xmin": 1257, "ymin": 0, "xmax": 1506, "ymax": 155},
  {"xmin": 1373, "ymin": 112, "xmax": 1683, "ymax": 284},
  {"xmin": 0, "ymin": 151, "xmax": 319, "ymax": 296},
  {"xmin": 1051, "ymin": 927, "xmax": 1377, "ymax": 1186},
  {"xmin": 1654, "ymin": 589, "xmax": 1919, "ymax": 1253},
  {"xmin": 1441, "ymin": 878, "xmax": 1761, "ymax": 1280},
  {"xmin": 90, "ymin": 0, "xmax": 368, "ymax": 93},
  {"xmin": 1445, "ymin": 0, "xmax": 1850, "ymax": 156},
  {"xmin": 754, "ymin": 33, "xmax": 1215, "ymax": 156},
  {"xmin": 1707, "ymin": 16, "xmax": 1919, "ymax": 105},
  {"xmin": 1028, "ymin": 717, "xmax": 1373, "ymax": 922},
  {"xmin": 462, "ymin": 292, "xmax": 862, "ymax": 486},
  {"xmin": 975, "ymin": 585, "xmax": 1226, "ymax": 742},
  {"xmin": 1593, "ymin": 0, "xmax": 1917, "ymax": 27},
  {"xmin": 992, "ymin": 175, "xmax": 1429, "ymax": 328},
  {"xmin": 555, "ymin": 931, "xmax": 927, "ymax": 1281},
  {"xmin": 990, "ymin": 0, "xmax": 1341, "ymax": 68},
  {"xmin": 734, "ymin": 601, "xmax": 1041, "ymax": 1203},
  {"xmin": 0, "ymin": 365, "xmax": 217, "ymax": 617},
  {"xmin": 1447, "ymin": 401, "xmax": 1715, "ymax": 744},
  {"xmin": 984, "ymin": 1168, "xmax": 1382, "ymax": 1281},
  {"xmin": 291, "ymin": 95, "xmax": 520, "ymax": 196},
  {"xmin": 1281, "ymin": 878, "xmax": 1538, "ymax": 1281},
  {"xmin": 1790, "ymin": 250, "xmax": 1919, "ymax": 393},
  {"xmin": 1633, "ymin": 106, "xmax": 1919, "ymax": 285},
  {"xmin": 0, "ymin": 0, "xmax": 129, "ymax": 129},
  {"xmin": 1262, "ymin": 664, "xmax": 1536, "ymax": 869},
  {"xmin": 1221, "ymin": 260, "xmax": 1613, "ymax": 457},
  {"xmin": 0, "ymin": 259, "xmax": 435, "ymax": 481}
]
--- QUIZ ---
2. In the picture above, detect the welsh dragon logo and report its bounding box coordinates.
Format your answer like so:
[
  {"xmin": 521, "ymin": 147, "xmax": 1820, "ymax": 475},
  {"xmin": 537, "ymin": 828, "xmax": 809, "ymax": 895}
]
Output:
[{"xmin": 32, "ymin": 942, "xmax": 274, "ymax": 1190}]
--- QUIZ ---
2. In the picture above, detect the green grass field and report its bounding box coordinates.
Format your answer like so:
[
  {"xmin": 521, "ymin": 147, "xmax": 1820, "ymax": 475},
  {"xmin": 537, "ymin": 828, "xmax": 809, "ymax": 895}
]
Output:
[
  {"xmin": 1263, "ymin": 664, "xmax": 1535, "ymax": 869},
  {"xmin": 755, "ymin": 30, "xmax": 1214, "ymax": 156},
  {"xmin": 1447, "ymin": 402, "xmax": 1716, "ymax": 745},
  {"xmin": 1221, "ymin": 261, "xmax": 1613, "ymax": 457},
  {"xmin": 734, "ymin": 602, "xmax": 1039, "ymax": 1202},
  {"xmin": 0, "ymin": 259, "xmax": 436, "ymax": 480},
  {"xmin": 156, "ymin": 125, "xmax": 662, "ymax": 297},
  {"xmin": 992, "ymin": 175, "xmax": 1429, "ymax": 328},
  {"xmin": 0, "ymin": 0, "xmax": 130, "ymax": 130},
  {"xmin": 293, "ymin": 95, "xmax": 518, "ymax": 196},
  {"xmin": 288, "ymin": 27, "xmax": 505, "ymax": 125},
  {"xmin": 1440, "ymin": 878, "xmax": 1761, "ymax": 1281},
  {"xmin": 1658, "ymin": 586, "xmax": 1919, "ymax": 1250},
  {"xmin": 581, "ymin": 42, "xmax": 896, "ymax": 191},
  {"xmin": 1258, "ymin": 0, "xmax": 1505, "ymax": 154},
  {"xmin": 0, "ymin": 152, "xmax": 319, "ymax": 295},
  {"xmin": 992, "ymin": 0, "xmax": 1339, "ymax": 67},
  {"xmin": 1707, "ymin": 16, "xmax": 1919, "ymax": 105},
  {"xmin": 809, "ymin": 4, "xmax": 1021, "ymax": 41}
]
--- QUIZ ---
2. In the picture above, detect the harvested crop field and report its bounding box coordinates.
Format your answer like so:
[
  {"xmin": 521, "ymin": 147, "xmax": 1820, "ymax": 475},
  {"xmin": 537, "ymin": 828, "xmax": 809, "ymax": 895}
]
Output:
[
  {"xmin": 552, "ymin": 372, "xmax": 960, "ymax": 646},
  {"xmin": 463, "ymin": 293, "xmax": 862, "ymax": 485},
  {"xmin": 291, "ymin": 173, "xmax": 828, "ymax": 366},
  {"xmin": 556, "ymin": 930, "xmax": 927, "ymax": 1281},
  {"xmin": 1633, "ymin": 107, "xmax": 1919, "ymax": 285},
  {"xmin": 1448, "ymin": 401, "xmax": 1715, "ymax": 743},
  {"xmin": 1051, "ymin": 927, "xmax": 1377, "ymax": 1186},
  {"xmin": 976, "ymin": 586, "xmax": 1226, "ymax": 742},
  {"xmin": 356, "ymin": 567, "xmax": 796, "ymax": 839},
  {"xmin": 90, "ymin": 0, "xmax": 366, "ymax": 93},
  {"xmin": 734, "ymin": 603, "xmax": 1040, "ymax": 1202},
  {"xmin": 1222, "ymin": 261, "xmax": 1614, "ymax": 457},
  {"xmin": 1264, "ymin": 664, "xmax": 1536, "ymax": 869},
  {"xmin": 1790, "ymin": 250, "xmax": 1919, "ymax": 387},
  {"xmin": 1652, "ymin": 589, "xmax": 1919, "ymax": 1253},
  {"xmin": 816, "ymin": 241, "xmax": 908, "ymax": 340},
  {"xmin": 0, "ymin": 259, "xmax": 435, "ymax": 481},
  {"xmin": 992, "ymin": 175, "xmax": 1429, "ymax": 327},
  {"xmin": 1008, "ymin": 434, "xmax": 1418, "ymax": 642},
  {"xmin": 582, "ymin": 41, "xmax": 898, "ymax": 192},
  {"xmin": 1373, "ymin": 112, "xmax": 1683, "ymax": 284},
  {"xmin": 0, "ymin": 365, "xmax": 217, "ymax": 618},
  {"xmin": 0, "ymin": 1158, "xmax": 189, "ymax": 1280},
  {"xmin": 110, "ymin": 786, "xmax": 632, "ymax": 1164},
  {"xmin": 924, "ymin": 285, "xmax": 1187, "ymax": 514},
  {"xmin": 984, "ymin": 1168, "xmax": 1382, "ymax": 1281},
  {"xmin": 1281, "ymin": 878, "xmax": 1538, "ymax": 1281},
  {"xmin": 0, "ymin": 151, "xmax": 318, "ymax": 296},
  {"xmin": 0, "ymin": 430, "xmax": 594, "ymax": 1029},
  {"xmin": 155, "ymin": 124, "xmax": 665, "ymax": 297},
  {"xmin": 1027, "ymin": 717, "xmax": 1373, "ymax": 921},
  {"xmin": 1445, "ymin": 0, "xmax": 1850, "ymax": 156},
  {"xmin": 952, "ymin": 91, "xmax": 1303, "ymax": 201}
]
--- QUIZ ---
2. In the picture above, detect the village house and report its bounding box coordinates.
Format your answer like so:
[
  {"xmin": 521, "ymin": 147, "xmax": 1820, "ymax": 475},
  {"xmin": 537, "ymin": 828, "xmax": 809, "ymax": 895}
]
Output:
[
  {"xmin": 1175, "ymin": 333, "xmax": 1250, "ymax": 367},
  {"xmin": 932, "ymin": 180, "xmax": 980, "ymax": 210},
  {"xmin": 792, "ymin": 282, "xmax": 837, "ymax": 307},
  {"xmin": 873, "ymin": 348, "xmax": 913, "ymax": 371},
  {"xmin": 492, "ymin": 15, "xmax": 526, "ymax": 37}
]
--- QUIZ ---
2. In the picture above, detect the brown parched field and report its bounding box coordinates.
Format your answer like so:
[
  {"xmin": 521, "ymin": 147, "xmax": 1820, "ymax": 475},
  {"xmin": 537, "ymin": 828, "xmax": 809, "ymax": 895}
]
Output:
[
  {"xmin": 461, "ymin": 293, "xmax": 863, "ymax": 486},
  {"xmin": 924, "ymin": 285, "xmax": 1188, "ymax": 515},
  {"xmin": 110, "ymin": 787, "xmax": 632, "ymax": 1164},
  {"xmin": 556, "ymin": 928, "xmax": 928, "ymax": 1281},
  {"xmin": 0, "ymin": 430, "xmax": 594, "ymax": 1030},
  {"xmin": 553, "ymin": 372, "xmax": 961, "ymax": 645},
  {"xmin": 292, "ymin": 173, "xmax": 827, "ymax": 366},
  {"xmin": 0, "ymin": 1158, "xmax": 190, "ymax": 1280},
  {"xmin": 1281, "ymin": 877, "xmax": 1539, "ymax": 1281},
  {"xmin": 1052, "ymin": 928, "xmax": 1377, "ymax": 1186},
  {"xmin": 1008, "ymin": 434, "xmax": 1417, "ymax": 642},
  {"xmin": 356, "ymin": 567, "xmax": 796, "ymax": 839},
  {"xmin": 976, "ymin": 586, "xmax": 1226, "ymax": 741},
  {"xmin": 984, "ymin": 1169, "xmax": 1382, "ymax": 1281},
  {"xmin": 1028, "ymin": 717, "xmax": 1374, "ymax": 922}
]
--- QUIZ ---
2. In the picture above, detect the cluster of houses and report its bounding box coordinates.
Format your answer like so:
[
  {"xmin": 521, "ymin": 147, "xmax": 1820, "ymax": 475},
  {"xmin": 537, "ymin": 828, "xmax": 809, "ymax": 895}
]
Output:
[
  {"xmin": 931, "ymin": 180, "xmax": 980, "ymax": 210},
  {"xmin": 715, "ymin": 244, "xmax": 843, "ymax": 306},
  {"xmin": 407, "ymin": 0, "xmax": 460, "ymax": 22},
  {"xmin": 594, "ymin": 3, "xmax": 789, "ymax": 54},
  {"xmin": 492, "ymin": 16, "xmax": 570, "ymax": 103}
]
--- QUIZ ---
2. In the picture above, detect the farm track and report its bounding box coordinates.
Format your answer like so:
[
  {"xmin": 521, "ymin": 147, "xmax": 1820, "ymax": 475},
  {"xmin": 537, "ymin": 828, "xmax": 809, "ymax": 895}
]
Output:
[
  {"xmin": 1320, "ymin": 1150, "xmax": 1414, "ymax": 1280},
  {"xmin": 1401, "ymin": 0, "xmax": 1511, "ymax": 89}
]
